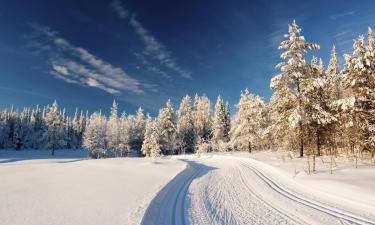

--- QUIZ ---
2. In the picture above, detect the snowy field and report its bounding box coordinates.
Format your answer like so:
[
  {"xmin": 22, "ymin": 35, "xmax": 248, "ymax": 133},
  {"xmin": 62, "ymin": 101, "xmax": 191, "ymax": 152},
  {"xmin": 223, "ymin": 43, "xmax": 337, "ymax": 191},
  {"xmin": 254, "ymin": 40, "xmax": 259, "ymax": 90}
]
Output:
[
  {"xmin": 1, "ymin": 150, "xmax": 375, "ymax": 225},
  {"xmin": 0, "ymin": 150, "xmax": 186, "ymax": 225}
]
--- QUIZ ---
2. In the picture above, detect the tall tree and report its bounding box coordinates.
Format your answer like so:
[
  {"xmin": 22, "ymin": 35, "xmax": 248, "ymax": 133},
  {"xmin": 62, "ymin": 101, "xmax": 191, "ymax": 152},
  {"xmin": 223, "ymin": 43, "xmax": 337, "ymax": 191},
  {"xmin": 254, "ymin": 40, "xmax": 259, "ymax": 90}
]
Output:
[
  {"xmin": 193, "ymin": 95, "xmax": 212, "ymax": 141},
  {"xmin": 212, "ymin": 96, "xmax": 226, "ymax": 144},
  {"xmin": 156, "ymin": 99, "xmax": 176, "ymax": 155},
  {"xmin": 177, "ymin": 95, "xmax": 196, "ymax": 154},
  {"xmin": 106, "ymin": 100, "xmax": 120, "ymax": 156},
  {"xmin": 230, "ymin": 89, "xmax": 265, "ymax": 152},
  {"xmin": 341, "ymin": 27, "xmax": 375, "ymax": 158},
  {"xmin": 43, "ymin": 101, "xmax": 67, "ymax": 155},
  {"xmin": 83, "ymin": 112, "xmax": 107, "ymax": 158},
  {"xmin": 270, "ymin": 20, "xmax": 319, "ymax": 157},
  {"xmin": 224, "ymin": 101, "xmax": 231, "ymax": 142}
]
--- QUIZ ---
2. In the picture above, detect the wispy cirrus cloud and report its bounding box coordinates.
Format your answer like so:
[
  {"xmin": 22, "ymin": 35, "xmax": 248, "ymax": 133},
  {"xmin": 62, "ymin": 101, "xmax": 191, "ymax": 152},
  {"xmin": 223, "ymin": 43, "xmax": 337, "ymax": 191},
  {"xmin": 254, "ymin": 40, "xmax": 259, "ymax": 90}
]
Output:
[
  {"xmin": 110, "ymin": 0, "xmax": 192, "ymax": 79},
  {"xmin": 27, "ymin": 23, "xmax": 146, "ymax": 95},
  {"xmin": 330, "ymin": 11, "xmax": 355, "ymax": 20}
]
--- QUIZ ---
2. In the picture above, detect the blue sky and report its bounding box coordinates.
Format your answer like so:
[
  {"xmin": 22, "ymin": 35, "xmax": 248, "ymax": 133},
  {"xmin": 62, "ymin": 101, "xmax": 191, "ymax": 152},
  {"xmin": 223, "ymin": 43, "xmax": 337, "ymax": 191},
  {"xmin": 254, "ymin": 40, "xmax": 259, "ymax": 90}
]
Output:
[{"xmin": 1, "ymin": 0, "xmax": 375, "ymax": 115}]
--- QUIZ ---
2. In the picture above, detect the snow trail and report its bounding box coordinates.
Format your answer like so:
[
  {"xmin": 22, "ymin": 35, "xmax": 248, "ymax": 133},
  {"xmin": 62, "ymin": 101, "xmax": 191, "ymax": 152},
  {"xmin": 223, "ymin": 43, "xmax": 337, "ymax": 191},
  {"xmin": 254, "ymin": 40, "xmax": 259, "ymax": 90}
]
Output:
[
  {"xmin": 140, "ymin": 160, "xmax": 214, "ymax": 225},
  {"xmin": 142, "ymin": 155, "xmax": 375, "ymax": 225},
  {"xmin": 238, "ymin": 159, "xmax": 375, "ymax": 225}
]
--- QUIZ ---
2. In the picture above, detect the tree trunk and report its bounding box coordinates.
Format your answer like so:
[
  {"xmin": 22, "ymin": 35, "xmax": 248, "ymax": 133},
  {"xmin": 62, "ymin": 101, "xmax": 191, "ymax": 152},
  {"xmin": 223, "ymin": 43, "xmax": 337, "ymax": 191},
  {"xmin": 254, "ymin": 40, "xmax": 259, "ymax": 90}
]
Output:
[
  {"xmin": 317, "ymin": 130, "xmax": 321, "ymax": 156},
  {"xmin": 330, "ymin": 148, "xmax": 333, "ymax": 174},
  {"xmin": 299, "ymin": 122, "xmax": 304, "ymax": 158}
]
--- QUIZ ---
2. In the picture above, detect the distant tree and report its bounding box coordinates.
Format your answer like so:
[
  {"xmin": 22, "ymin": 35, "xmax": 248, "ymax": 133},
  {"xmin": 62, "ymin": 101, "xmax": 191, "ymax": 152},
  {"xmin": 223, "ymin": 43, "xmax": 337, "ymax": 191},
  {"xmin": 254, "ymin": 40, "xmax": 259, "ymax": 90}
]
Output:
[
  {"xmin": 106, "ymin": 100, "xmax": 121, "ymax": 156},
  {"xmin": 230, "ymin": 89, "xmax": 265, "ymax": 152},
  {"xmin": 142, "ymin": 119, "xmax": 161, "ymax": 157},
  {"xmin": 193, "ymin": 94, "xmax": 212, "ymax": 141},
  {"xmin": 212, "ymin": 96, "xmax": 226, "ymax": 144},
  {"xmin": 156, "ymin": 99, "xmax": 176, "ymax": 155},
  {"xmin": 224, "ymin": 101, "xmax": 231, "ymax": 142},
  {"xmin": 43, "ymin": 101, "xmax": 67, "ymax": 155},
  {"xmin": 83, "ymin": 112, "xmax": 107, "ymax": 158},
  {"xmin": 177, "ymin": 95, "xmax": 196, "ymax": 154}
]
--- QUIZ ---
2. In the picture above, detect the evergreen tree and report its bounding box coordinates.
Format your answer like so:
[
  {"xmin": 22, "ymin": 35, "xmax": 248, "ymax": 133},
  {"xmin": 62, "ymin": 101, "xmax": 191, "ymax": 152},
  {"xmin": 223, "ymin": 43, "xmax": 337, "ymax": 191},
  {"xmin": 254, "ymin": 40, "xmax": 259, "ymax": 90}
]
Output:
[
  {"xmin": 156, "ymin": 99, "xmax": 176, "ymax": 155},
  {"xmin": 43, "ymin": 101, "xmax": 67, "ymax": 155},
  {"xmin": 177, "ymin": 95, "xmax": 196, "ymax": 154},
  {"xmin": 83, "ymin": 112, "xmax": 107, "ymax": 158},
  {"xmin": 270, "ymin": 20, "xmax": 319, "ymax": 157},
  {"xmin": 193, "ymin": 95, "xmax": 212, "ymax": 141},
  {"xmin": 106, "ymin": 100, "xmax": 120, "ymax": 156},
  {"xmin": 212, "ymin": 96, "xmax": 226, "ymax": 144},
  {"xmin": 341, "ymin": 27, "xmax": 375, "ymax": 157},
  {"xmin": 230, "ymin": 89, "xmax": 265, "ymax": 152},
  {"xmin": 224, "ymin": 101, "xmax": 231, "ymax": 142},
  {"xmin": 118, "ymin": 112, "xmax": 130, "ymax": 156},
  {"xmin": 141, "ymin": 119, "xmax": 161, "ymax": 157}
]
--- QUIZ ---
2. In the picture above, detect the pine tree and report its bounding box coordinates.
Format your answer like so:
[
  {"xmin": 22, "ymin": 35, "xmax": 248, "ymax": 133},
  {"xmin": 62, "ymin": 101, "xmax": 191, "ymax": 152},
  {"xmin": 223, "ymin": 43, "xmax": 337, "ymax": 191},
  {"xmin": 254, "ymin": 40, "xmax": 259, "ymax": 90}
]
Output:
[
  {"xmin": 341, "ymin": 27, "xmax": 375, "ymax": 158},
  {"xmin": 224, "ymin": 101, "xmax": 231, "ymax": 142},
  {"xmin": 118, "ymin": 112, "xmax": 130, "ymax": 156},
  {"xmin": 141, "ymin": 119, "xmax": 161, "ymax": 157},
  {"xmin": 193, "ymin": 95, "xmax": 212, "ymax": 141},
  {"xmin": 177, "ymin": 95, "xmax": 196, "ymax": 154},
  {"xmin": 230, "ymin": 89, "xmax": 265, "ymax": 152},
  {"xmin": 130, "ymin": 107, "xmax": 146, "ymax": 152},
  {"xmin": 212, "ymin": 96, "xmax": 226, "ymax": 144},
  {"xmin": 270, "ymin": 20, "xmax": 319, "ymax": 157},
  {"xmin": 106, "ymin": 100, "xmax": 120, "ymax": 156},
  {"xmin": 156, "ymin": 99, "xmax": 176, "ymax": 155},
  {"xmin": 43, "ymin": 101, "xmax": 67, "ymax": 155},
  {"xmin": 83, "ymin": 112, "xmax": 107, "ymax": 158}
]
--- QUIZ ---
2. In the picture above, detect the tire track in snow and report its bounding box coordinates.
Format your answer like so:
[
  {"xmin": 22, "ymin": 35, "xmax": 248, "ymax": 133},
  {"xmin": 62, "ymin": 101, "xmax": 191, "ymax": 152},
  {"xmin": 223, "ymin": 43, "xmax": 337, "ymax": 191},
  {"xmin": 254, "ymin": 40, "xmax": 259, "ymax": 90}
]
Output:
[
  {"xmin": 140, "ymin": 160, "xmax": 206, "ymax": 225},
  {"xmin": 188, "ymin": 159, "xmax": 299, "ymax": 225},
  {"xmin": 235, "ymin": 164, "xmax": 305, "ymax": 225},
  {"xmin": 238, "ymin": 160, "xmax": 375, "ymax": 225}
]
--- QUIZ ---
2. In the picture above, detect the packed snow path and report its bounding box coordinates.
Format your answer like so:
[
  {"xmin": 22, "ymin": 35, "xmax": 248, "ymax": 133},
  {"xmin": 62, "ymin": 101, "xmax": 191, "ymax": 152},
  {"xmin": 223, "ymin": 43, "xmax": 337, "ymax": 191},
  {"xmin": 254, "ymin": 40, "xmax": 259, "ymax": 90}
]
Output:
[{"xmin": 141, "ymin": 156, "xmax": 375, "ymax": 225}]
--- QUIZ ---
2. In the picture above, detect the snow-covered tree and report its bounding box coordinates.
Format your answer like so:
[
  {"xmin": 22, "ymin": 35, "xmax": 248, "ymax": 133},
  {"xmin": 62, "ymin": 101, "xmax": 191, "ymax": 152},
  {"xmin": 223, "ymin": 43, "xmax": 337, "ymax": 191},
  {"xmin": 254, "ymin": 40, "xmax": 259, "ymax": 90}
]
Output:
[
  {"xmin": 141, "ymin": 119, "xmax": 161, "ymax": 157},
  {"xmin": 118, "ymin": 112, "xmax": 130, "ymax": 156},
  {"xmin": 70, "ymin": 109, "xmax": 85, "ymax": 149},
  {"xmin": 177, "ymin": 95, "xmax": 196, "ymax": 154},
  {"xmin": 106, "ymin": 100, "xmax": 121, "ymax": 156},
  {"xmin": 341, "ymin": 27, "xmax": 375, "ymax": 157},
  {"xmin": 193, "ymin": 95, "xmax": 212, "ymax": 141},
  {"xmin": 43, "ymin": 101, "xmax": 67, "ymax": 155},
  {"xmin": 212, "ymin": 96, "xmax": 226, "ymax": 144},
  {"xmin": 83, "ymin": 112, "xmax": 107, "ymax": 158},
  {"xmin": 230, "ymin": 89, "xmax": 265, "ymax": 152},
  {"xmin": 270, "ymin": 20, "xmax": 319, "ymax": 157},
  {"xmin": 129, "ymin": 107, "xmax": 146, "ymax": 152},
  {"xmin": 156, "ymin": 99, "xmax": 176, "ymax": 155},
  {"xmin": 224, "ymin": 101, "xmax": 231, "ymax": 142}
]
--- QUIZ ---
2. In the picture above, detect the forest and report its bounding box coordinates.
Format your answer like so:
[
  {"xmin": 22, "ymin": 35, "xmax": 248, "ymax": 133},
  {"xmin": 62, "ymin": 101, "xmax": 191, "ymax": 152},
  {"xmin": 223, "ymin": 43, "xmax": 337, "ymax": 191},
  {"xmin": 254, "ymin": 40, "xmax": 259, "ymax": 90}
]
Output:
[{"xmin": 1, "ymin": 21, "xmax": 374, "ymax": 172}]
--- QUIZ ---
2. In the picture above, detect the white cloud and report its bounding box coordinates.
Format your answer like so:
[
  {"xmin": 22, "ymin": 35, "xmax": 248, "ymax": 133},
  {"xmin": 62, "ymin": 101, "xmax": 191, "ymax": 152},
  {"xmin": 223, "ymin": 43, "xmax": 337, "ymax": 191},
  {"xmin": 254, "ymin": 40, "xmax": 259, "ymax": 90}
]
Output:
[
  {"xmin": 52, "ymin": 64, "xmax": 69, "ymax": 76},
  {"xmin": 330, "ymin": 11, "xmax": 355, "ymax": 20},
  {"xmin": 110, "ymin": 0, "xmax": 129, "ymax": 19},
  {"xmin": 111, "ymin": 1, "xmax": 192, "ymax": 79},
  {"xmin": 29, "ymin": 23, "xmax": 145, "ymax": 95}
]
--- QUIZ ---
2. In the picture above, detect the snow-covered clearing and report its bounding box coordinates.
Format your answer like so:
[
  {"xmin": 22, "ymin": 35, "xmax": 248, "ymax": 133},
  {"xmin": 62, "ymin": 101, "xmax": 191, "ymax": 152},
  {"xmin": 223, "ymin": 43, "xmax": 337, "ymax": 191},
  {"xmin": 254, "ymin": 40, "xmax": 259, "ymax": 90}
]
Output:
[
  {"xmin": 0, "ymin": 150, "xmax": 185, "ymax": 225},
  {"xmin": 1, "ymin": 150, "xmax": 375, "ymax": 225}
]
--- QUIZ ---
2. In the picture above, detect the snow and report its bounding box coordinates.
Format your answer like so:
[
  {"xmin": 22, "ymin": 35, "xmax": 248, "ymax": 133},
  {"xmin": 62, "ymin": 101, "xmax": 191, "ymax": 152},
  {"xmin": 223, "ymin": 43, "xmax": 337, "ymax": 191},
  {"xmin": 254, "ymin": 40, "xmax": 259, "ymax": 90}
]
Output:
[
  {"xmin": 143, "ymin": 152, "xmax": 375, "ymax": 225},
  {"xmin": 1, "ymin": 150, "xmax": 375, "ymax": 225},
  {"xmin": 246, "ymin": 150, "xmax": 375, "ymax": 220},
  {"xmin": 0, "ymin": 150, "xmax": 186, "ymax": 225}
]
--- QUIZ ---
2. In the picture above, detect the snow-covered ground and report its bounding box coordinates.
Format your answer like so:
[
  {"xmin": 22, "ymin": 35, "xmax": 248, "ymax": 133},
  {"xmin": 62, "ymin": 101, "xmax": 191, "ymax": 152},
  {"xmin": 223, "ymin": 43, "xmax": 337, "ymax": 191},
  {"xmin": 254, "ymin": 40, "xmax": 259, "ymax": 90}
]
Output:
[
  {"xmin": 0, "ymin": 150, "xmax": 186, "ymax": 225},
  {"xmin": 1, "ymin": 150, "xmax": 375, "ymax": 225}
]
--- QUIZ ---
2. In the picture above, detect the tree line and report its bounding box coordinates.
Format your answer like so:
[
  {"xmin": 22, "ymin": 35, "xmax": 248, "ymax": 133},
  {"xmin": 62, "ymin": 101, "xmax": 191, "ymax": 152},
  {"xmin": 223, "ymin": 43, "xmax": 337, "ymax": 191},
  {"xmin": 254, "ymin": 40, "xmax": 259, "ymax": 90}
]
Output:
[{"xmin": 1, "ymin": 21, "xmax": 375, "ymax": 167}]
